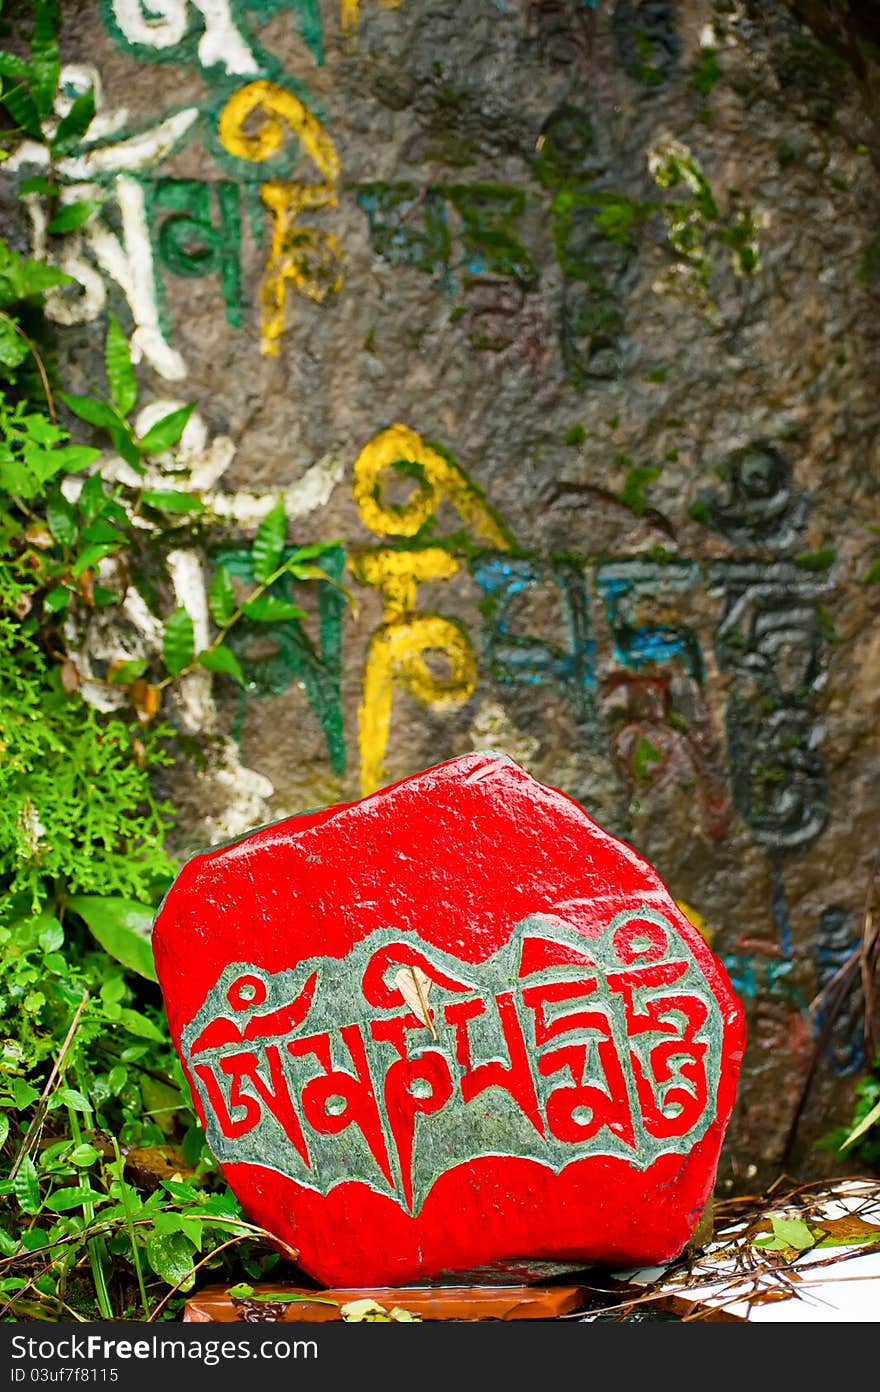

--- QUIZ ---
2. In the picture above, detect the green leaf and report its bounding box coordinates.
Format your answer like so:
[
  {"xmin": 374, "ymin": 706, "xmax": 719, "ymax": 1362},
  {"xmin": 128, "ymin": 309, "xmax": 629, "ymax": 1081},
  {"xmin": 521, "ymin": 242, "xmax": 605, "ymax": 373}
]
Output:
[
  {"xmin": 162, "ymin": 605, "xmax": 195, "ymax": 677},
  {"xmin": 81, "ymin": 518, "xmax": 121, "ymax": 545},
  {"xmin": 55, "ymin": 1088, "xmax": 91, "ymax": 1114},
  {"xmin": 286, "ymin": 562, "xmax": 330, "ymax": 582},
  {"xmin": 11, "ymin": 1077, "xmax": 41, "ymax": 1109},
  {"xmin": 180, "ymin": 1216, "xmax": 203, "ymax": 1251},
  {"xmin": 840, "ymin": 1095, "xmax": 880, "ymax": 1151},
  {"xmin": 152, "ymin": 1212, "xmax": 184, "ymax": 1238},
  {"xmin": 141, "ymin": 489, "xmax": 205, "ymax": 514},
  {"xmin": 0, "ymin": 244, "xmax": 70, "ymax": 301},
  {"xmin": 0, "ymin": 1117, "xmax": 8, "ymax": 1149},
  {"xmin": 43, "ymin": 1186, "xmax": 106, "ymax": 1213},
  {"xmin": 252, "ymin": 498, "xmax": 287, "ymax": 583},
  {"xmin": 227, "ymin": 1282, "xmax": 254, "ymax": 1300},
  {"xmin": 78, "ymin": 471, "xmax": 107, "ymax": 522},
  {"xmin": 60, "ymin": 392, "xmax": 118, "ymax": 429},
  {"xmin": 242, "ymin": 595, "xmax": 305, "ymax": 623},
  {"xmin": 286, "ymin": 539, "xmax": 342, "ymax": 563},
  {"xmin": 30, "ymin": 0, "xmax": 60, "ymax": 119},
  {"xmin": 0, "ymin": 54, "xmax": 29, "ymax": 79},
  {"xmin": 137, "ymin": 404, "xmax": 195, "ymax": 455},
  {"xmin": 47, "ymin": 199, "xmax": 102, "ymax": 235},
  {"xmin": 2, "ymin": 80, "xmax": 42, "ymax": 139},
  {"xmin": 106, "ymin": 1066, "xmax": 127, "ymax": 1096},
  {"xmin": 46, "ymin": 445, "xmax": 101, "ymax": 476},
  {"xmin": 108, "ymin": 659, "xmax": 148, "ymax": 685},
  {"xmin": 52, "ymin": 85, "xmax": 95, "ymax": 156},
  {"xmin": 108, "ymin": 421, "xmax": 143, "ymax": 471},
  {"xmin": 43, "ymin": 586, "xmax": 71, "ymax": 613},
  {"xmin": 198, "ymin": 646, "xmax": 244, "ymax": 684},
  {"xmin": 105, "ymin": 313, "xmax": 137, "ymax": 416},
  {"xmin": 71, "ymin": 542, "xmax": 118, "ymax": 577},
  {"xmin": 864, "ymin": 557, "xmax": 880, "ymax": 585},
  {"xmin": 68, "ymin": 1144, "xmax": 100, "ymax": 1168},
  {"xmin": 161, "ymin": 1180, "xmax": 199, "ymax": 1203},
  {"xmin": 208, "ymin": 565, "xmax": 235, "ymax": 627},
  {"xmin": 146, "ymin": 1230, "xmax": 196, "ymax": 1291},
  {"xmin": 19, "ymin": 175, "xmax": 56, "ymax": 196},
  {"xmin": 13, "ymin": 1157, "xmax": 41, "ymax": 1216},
  {"xmin": 47, "ymin": 491, "xmax": 77, "ymax": 546},
  {"xmin": 774, "ymin": 1217, "xmax": 817, "ymax": 1250},
  {"xmin": 0, "ymin": 318, "xmax": 29, "ymax": 368},
  {"xmin": 38, "ymin": 918, "xmax": 63, "ymax": 952},
  {"xmin": 117, "ymin": 1008, "xmax": 164, "ymax": 1042},
  {"xmin": 66, "ymin": 896, "xmax": 157, "ymax": 983}
]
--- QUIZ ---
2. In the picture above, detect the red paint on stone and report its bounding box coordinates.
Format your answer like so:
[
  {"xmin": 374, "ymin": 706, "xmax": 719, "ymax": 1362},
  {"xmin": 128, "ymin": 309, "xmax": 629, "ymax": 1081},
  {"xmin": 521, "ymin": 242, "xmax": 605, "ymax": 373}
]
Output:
[{"xmin": 153, "ymin": 753, "xmax": 745, "ymax": 1287}]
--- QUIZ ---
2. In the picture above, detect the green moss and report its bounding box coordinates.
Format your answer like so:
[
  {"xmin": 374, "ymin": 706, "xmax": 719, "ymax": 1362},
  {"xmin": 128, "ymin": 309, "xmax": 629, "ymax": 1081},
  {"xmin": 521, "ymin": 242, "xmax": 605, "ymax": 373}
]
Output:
[
  {"xmin": 687, "ymin": 498, "xmax": 710, "ymax": 524},
  {"xmin": 816, "ymin": 605, "xmax": 837, "ymax": 641},
  {"xmin": 590, "ymin": 191, "xmax": 656, "ymax": 246},
  {"xmin": 794, "ymin": 548, "xmax": 837, "ymax": 571},
  {"xmin": 632, "ymin": 28, "xmax": 666, "ymax": 87},
  {"xmin": 564, "ymin": 423, "xmax": 587, "ymax": 447},
  {"xmin": 633, "ymin": 736, "xmax": 663, "ymax": 781},
  {"xmin": 691, "ymin": 45, "xmax": 722, "ymax": 97},
  {"xmin": 857, "ymin": 237, "xmax": 880, "ymax": 284},
  {"xmin": 862, "ymin": 557, "xmax": 880, "ymax": 584},
  {"xmin": 619, "ymin": 462, "xmax": 662, "ymax": 517}
]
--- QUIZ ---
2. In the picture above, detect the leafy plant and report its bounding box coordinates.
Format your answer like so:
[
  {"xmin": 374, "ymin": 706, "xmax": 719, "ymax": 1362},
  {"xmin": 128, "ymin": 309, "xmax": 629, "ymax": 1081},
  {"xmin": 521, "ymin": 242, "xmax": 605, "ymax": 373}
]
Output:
[{"xmin": 820, "ymin": 1063, "xmax": 880, "ymax": 1168}]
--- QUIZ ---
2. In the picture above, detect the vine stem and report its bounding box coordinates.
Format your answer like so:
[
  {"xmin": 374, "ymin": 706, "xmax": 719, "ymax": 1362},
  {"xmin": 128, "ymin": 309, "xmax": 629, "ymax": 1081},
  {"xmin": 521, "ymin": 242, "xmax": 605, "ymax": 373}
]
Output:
[
  {"xmin": 8, "ymin": 990, "xmax": 88, "ymax": 1182},
  {"xmin": 110, "ymin": 1136, "xmax": 150, "ymax": 1320},
  {"xmin": 68, "ymin": 1098, "xmax": 114, "ymax": 1321},
  {"xmin": 0, "ymin": 309, "xmax": 56, "ymax": 424}
]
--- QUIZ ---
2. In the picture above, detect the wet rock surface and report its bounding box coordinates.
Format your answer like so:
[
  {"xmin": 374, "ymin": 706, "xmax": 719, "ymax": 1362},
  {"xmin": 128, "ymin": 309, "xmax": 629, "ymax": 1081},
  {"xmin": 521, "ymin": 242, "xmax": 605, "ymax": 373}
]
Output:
[{"xmin": 7, "ymin": 0, "xmax": 880, "ymax": 1184}]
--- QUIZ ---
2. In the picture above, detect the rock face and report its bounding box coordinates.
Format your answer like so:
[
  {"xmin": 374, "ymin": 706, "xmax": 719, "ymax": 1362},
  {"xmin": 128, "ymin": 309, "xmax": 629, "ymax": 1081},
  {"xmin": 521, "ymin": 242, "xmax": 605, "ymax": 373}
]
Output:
[
  {"xmin": 9, "ymin": 0, "xmax": 880, "ymax": 1182},
  {"xmin": 154, "ymin": 752, "xmax": 745, "ymax": 1286}
]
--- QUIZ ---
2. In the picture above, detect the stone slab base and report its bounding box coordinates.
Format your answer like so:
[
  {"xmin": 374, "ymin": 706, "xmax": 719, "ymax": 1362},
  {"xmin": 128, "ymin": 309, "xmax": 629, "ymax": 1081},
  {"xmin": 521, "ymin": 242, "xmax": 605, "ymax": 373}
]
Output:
[{"xmin": 184, "ymin": 1282, "xmax": 588, "ymax": 1322}]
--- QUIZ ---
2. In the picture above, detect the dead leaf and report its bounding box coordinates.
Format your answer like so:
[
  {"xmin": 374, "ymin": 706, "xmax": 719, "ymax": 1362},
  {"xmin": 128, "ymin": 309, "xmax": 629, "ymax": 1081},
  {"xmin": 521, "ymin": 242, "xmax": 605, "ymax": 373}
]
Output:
[
  {"xmin": 76, "ymin": 569, "xmax": 94, "ymax": 606},
  {"xmin": 60, "ymin": 659, "xmax": 80, "ymax": 695},
  {"xmin": 25, "ymin": 522, "xmax": 53, "ymax": 549},
  {"xmin": 394, "ymin": 966, "xmax": 435, "ymax": 1036},
  {"xmin": 130, "ymin": 678, "xmax": 161, "ymax": 724},
  {"xmin": 813, "ymin": 1215, "xmax": 880, "ymax": 1241},
  {"xmin": 340, "ymin": 1299, "xmax": 420, "ymax": 1323},
  {"xmin": 340, "ymin": 1299, "xmax": 392, "ymax": 1322},
  {"xmin": 124, "ymin": 1144, "xmax": 192, "ymax": 1191}
]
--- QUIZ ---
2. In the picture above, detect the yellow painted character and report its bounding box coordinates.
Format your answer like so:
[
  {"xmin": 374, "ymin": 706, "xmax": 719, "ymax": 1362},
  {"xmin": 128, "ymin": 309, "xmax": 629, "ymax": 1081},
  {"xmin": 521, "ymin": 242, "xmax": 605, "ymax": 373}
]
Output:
[
  {"xmin": 351, "ymin": 548, "xmax": 477, "ymax": 795},
  {"xmin": 352, "ymin": 423, "xmax": 513, "ymax": 547},
  {"xmin": 219, "ymin": 81, "xmax": 342, "ymax": 354}
]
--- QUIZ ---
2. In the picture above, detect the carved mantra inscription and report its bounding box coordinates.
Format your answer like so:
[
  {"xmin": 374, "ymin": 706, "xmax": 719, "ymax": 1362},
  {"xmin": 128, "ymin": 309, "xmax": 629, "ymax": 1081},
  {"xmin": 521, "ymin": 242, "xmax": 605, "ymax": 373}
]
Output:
[{"xmin": 182, "ymin": 909, "xmax": 722, "ymax": 1215}]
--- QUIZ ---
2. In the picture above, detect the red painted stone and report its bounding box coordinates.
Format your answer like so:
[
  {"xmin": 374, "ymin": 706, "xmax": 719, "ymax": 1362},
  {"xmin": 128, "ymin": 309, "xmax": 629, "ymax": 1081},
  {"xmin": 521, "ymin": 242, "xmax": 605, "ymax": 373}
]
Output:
[{"xmin": 153, "ymin": 752, "xmax": 746, "ymax": 1287}]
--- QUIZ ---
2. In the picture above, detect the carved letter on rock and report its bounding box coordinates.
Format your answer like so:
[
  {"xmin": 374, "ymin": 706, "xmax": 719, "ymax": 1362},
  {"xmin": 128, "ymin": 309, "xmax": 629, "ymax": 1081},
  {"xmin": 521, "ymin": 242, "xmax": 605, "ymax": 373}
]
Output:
[{"xmin": 153, "ymin": 752, "xmax": 745, "ymax": 1287}]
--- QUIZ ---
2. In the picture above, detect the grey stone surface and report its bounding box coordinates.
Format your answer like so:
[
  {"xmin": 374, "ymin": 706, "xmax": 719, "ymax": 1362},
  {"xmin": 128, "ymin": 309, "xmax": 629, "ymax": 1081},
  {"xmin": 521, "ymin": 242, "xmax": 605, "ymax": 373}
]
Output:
[{"xmin": 7, "ymin": 0, "xmax": 879, "ymax": 1187}]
